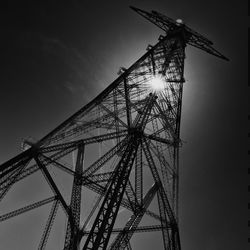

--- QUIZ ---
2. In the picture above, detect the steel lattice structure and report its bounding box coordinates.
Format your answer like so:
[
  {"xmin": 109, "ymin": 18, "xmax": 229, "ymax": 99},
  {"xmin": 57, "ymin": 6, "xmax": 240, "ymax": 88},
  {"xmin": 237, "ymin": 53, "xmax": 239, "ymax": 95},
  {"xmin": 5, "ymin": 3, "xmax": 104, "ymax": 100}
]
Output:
[{"xmin": 0, "ymin": 6, "xmax": 228, "ymax": 250}]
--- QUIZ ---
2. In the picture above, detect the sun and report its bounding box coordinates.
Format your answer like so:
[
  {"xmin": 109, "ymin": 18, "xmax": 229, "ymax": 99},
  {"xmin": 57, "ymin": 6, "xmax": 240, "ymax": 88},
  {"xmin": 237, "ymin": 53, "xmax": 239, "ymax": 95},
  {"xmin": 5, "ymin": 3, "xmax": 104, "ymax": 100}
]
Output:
[{"xmin": 148, "ymin": 75, "xmax": 165, "ymax": 92}]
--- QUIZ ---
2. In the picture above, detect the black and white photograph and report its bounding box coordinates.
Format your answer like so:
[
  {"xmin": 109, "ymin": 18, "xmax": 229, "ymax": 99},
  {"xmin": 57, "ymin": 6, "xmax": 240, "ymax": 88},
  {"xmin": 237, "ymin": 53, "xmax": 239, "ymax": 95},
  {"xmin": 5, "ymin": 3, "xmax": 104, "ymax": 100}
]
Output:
[{"xmin": 0, "ymin": 1, "xmax": 248, "ymax": 249}]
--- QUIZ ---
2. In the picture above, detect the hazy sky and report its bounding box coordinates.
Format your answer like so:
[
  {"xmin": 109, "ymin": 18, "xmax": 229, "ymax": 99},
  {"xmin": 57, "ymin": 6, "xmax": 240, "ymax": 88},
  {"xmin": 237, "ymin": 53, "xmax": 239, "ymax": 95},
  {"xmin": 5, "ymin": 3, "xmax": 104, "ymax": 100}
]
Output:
[{"xmin": 0, "ymin": 1, "xmax": 248, "ymax": 249}]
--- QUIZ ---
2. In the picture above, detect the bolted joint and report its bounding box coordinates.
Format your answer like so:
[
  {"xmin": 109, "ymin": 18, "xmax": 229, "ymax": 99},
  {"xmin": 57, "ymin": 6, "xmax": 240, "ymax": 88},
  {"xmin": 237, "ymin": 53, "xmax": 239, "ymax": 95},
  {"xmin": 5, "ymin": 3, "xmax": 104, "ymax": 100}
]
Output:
[
  {"xmin": 146, "ymin": 44, "xmax": 153, "ymax": 51},
  {"xmin": 129, "ymin": 127, "xmax": 144, "ymax": 137},
  {"xmin": 158, "ymin": 34, "xmax": 165, "ymax": 40}
]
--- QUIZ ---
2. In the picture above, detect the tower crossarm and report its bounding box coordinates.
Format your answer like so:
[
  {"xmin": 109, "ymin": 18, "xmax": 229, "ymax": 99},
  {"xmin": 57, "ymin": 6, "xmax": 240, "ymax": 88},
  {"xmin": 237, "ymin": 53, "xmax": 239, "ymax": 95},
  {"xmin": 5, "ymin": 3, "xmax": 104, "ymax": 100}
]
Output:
[{"xmin": 130, "ymin": 6, "xmax": 229, "ymax": 61}]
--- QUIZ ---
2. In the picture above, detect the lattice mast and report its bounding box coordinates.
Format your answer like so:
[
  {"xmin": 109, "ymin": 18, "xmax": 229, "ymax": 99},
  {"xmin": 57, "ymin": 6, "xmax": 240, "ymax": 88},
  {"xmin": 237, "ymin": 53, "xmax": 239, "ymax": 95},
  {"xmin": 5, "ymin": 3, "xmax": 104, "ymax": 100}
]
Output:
[{"xmin": 0, "ymin": 6, "xmax": 227, "ymax": 250}]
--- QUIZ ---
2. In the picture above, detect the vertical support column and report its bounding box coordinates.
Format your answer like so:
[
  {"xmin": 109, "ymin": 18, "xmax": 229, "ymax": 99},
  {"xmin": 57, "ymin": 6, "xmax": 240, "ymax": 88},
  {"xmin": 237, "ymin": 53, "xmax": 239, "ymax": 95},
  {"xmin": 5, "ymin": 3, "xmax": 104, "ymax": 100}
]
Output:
[
  {"xmin": 142, "ymin": 137, "xmax": 181, "ymax": 250},
  {"xmin": 113, "ymin": 88, "xmax": 120, "ymax": 145},
  {"xmin": 172, "ymin": 39, "xmax": 185, "ymax": 220},
  {"xmin": 157, "ymin": 190, "xmax": 171, "ymax": 250},
  {"xmin": 135, "ymin": 144, "xmax": 143, "ymax": 205},
  {"xmin": 64, "ymin": 143, "xmax": 85, "ymax": 250},
  {"xmin": 124, "ymin": 76, "xmax": 132, "ymax": 129},
  {"xmin": 150, "ymin": 50, "xmax": 156, "ymax": 75}
]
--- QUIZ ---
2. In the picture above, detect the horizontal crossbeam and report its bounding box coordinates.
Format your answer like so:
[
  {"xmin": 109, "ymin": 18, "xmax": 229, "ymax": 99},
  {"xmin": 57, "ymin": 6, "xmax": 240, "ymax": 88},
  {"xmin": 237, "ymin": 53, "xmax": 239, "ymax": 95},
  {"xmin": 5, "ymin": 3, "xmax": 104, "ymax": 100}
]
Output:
[{"xmin": 83, "ymin": 224, "xmax": 169, "ymax": 235}]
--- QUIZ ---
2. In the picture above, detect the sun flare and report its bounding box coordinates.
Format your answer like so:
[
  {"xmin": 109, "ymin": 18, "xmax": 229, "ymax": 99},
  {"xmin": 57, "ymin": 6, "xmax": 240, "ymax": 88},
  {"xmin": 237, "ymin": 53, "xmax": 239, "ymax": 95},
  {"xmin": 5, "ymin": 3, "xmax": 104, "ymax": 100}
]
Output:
[{"xmin": 149, "ymin": 76, "xmax": 165, "ymax": 92}]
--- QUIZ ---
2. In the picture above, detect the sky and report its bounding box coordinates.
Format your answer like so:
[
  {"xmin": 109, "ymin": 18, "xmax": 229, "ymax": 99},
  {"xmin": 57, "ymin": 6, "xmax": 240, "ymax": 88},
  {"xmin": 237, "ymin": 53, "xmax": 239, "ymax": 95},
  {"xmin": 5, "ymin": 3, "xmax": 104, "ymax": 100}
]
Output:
[{"xmin": 0, "ymin": 1, "xmax": 248, "ymax": 250}]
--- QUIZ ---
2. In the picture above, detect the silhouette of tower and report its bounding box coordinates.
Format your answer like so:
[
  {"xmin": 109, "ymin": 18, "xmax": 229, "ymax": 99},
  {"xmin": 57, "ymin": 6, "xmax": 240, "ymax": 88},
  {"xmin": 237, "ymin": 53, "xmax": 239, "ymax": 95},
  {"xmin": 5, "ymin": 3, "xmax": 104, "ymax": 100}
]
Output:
[{"xmin": 0, "ymin": 6, "xmax": 228, "ymax": 250}]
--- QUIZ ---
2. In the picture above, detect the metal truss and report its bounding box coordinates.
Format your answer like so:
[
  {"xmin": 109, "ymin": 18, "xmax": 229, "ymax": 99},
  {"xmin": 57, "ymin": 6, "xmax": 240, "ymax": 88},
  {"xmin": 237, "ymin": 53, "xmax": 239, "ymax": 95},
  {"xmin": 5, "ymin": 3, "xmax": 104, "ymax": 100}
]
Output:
[{"xmin": 0, "ymin": 6, "xmax": 227, "ymax": 250}]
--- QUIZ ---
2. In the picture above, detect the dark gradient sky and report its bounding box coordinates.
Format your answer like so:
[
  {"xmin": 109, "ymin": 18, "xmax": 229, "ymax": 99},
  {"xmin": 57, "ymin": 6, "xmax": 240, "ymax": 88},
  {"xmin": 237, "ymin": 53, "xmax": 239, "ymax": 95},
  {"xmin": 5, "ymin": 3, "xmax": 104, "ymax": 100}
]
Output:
[{"xmin": 0, "ymin": 1, "xmax": 248, "ymax": 249}]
